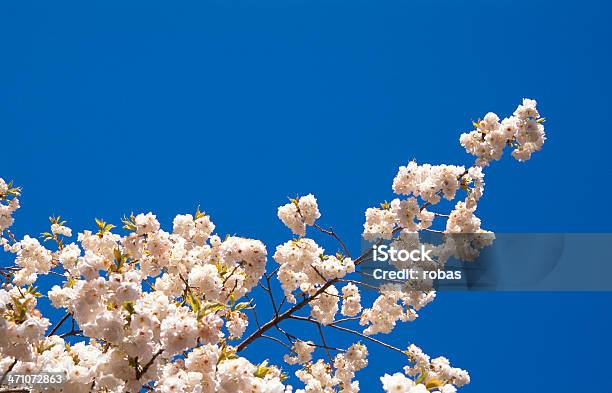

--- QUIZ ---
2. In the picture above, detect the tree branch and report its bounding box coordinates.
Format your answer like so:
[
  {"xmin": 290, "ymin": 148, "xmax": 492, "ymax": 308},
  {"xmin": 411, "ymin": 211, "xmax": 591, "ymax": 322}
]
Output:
[
  {"xmin": 313, "ymin": 224, "xmax": 352, "ymax": 259},
  {"xmin": 236, "ymin": 276, "xmax": 339, "ymax": 352},
  {"xmin": 289, "ymin": 315, "xmax": 406, "ymax": 355},
  {"xmin": 47, "ymin": 312, "xmax": 70, "ymax": 337},
  {"xmin": 0, "ymin": 359, "xmax": 17, "ymax": 386},
  {"xmin": 316, "ymin": 321, "xmax": 333, "ymax": 364},
  {"xmin": 136, "ymin": 349, "xmax": 164, "ymax": 380}
]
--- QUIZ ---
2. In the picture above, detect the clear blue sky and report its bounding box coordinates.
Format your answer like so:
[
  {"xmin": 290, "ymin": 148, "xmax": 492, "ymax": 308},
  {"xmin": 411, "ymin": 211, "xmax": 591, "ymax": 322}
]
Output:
[{"xmin": 1, "ymin": 1, "xmax": 611, "ymax": 392}]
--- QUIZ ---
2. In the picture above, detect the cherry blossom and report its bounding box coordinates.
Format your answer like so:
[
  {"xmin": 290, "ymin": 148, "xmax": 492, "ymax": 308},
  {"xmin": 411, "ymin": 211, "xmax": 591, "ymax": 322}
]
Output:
[{"xmin": 0, "ymin": 99, "xmax": 545, "ymax": 393}]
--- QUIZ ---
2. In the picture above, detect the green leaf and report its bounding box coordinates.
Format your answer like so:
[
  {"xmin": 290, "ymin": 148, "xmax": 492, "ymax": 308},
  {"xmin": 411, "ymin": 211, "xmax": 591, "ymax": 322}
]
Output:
[
  {"xmin": 426, "ymin": 378, "xmax": 444, "ymax": 389},
  {"xmin": 254, "ymin": 360, "xmax": 270, "ymax": 378},
  {"xmin": 234, "ymin": 301, "xmax": 253, "ymax": 311},
  {"xmin": 122, "ymin": 213, "xmax": 137, "ymax": 231},
  {"xmin": 187, "ymin": 293, "xmax": 201, "ymax": 314},
  {"xmin": 200, "ymin": 302, "xmax": 226, "ymax": 315}
]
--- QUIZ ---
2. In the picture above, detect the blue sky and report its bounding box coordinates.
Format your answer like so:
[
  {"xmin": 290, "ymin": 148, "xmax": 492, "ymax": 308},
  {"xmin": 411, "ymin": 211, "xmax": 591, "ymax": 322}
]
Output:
[{"xmin": 1, "ymin": 1, "xmax": 611, "ymax": 392}]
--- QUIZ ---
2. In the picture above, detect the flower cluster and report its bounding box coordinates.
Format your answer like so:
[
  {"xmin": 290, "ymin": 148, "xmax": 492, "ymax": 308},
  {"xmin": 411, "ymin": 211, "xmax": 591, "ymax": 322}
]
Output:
[
  {"xmin": 392, "ymin": 163, "xmax": 467, "ymax": 204},
  {"xmin": 364, "ymin": 161, "xmax": 468, "ymax": 241},
  {"xmin": 10, "ymin": 235, "xmax": 53, "ymax": 285},
  {"xmin": 404, "ymin": 344, "xmax": 470, "ymax": 388},
  {"xmin": 445, "ymin": 201, "xmax": 482, "ymax": 234},
  {"xmin": 0, "ymin": 177, "xmax": 20, "ymax": 247},
  {"xmin": 359, "ymin": 284, "xmax": 435, "ymax": 335},
  {"xmin": 309, "ymin": 285, "xmax": 339, "ymax": 325},
  {"xmin": 284, "ymin": 340, "xmax": 316, "ymax": 365},
  {"xmin": 333, "ymin": 343, "xmax": 368, "ymax": 393},
  {"xmin": 226, "ymin": 311, "xmax": 248, "ymax": 339},
  {"xmin": 51, "ymin": 223, "xmax": 73, "ymax": 237},
  {"xmin": 365, "ymin": 99, "xmax": 544, "ymax": 242},
  {"xmin": 460, "ymin": 98, "xmax": 546, "ymax": 165},
  {"xmin": 0, "ymin": 287, "xmax": 50, "ymax": 360},
  {"xmin": 278, "ymin": 194, "xmax": 321, "ymax": 236},
  {"xmin": 0, "ymin": 99, "xmax": 546, "ymax": 392},
  {"xmin": 1, "ymin": 208, "xmax": 281, "ymax": 392},
  {"xmin": 214, "ymin": 356, "xmax": 288, "ymax": 393},
  {"xmin": 381, "ymin": 344, "xmax": 468, "ymax": 393},
  {"xmin": 274, "ymin": 237, "xmax": 354, "ymax": 303},
  {"xmin": 294, "ymin": 343, "xmax": 368, "ymax": 393},
  {"xmin": 340, "ymin": 283, "xmax": 361, "ymax": 317}
]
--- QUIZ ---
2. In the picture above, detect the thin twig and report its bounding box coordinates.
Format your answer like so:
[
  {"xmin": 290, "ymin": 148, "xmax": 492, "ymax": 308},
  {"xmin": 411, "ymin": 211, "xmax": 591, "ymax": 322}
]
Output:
[
  {"xmin": 337, "ymin": 279, "xmax": 379, "ymax": 291},
  {"xmin": 47, "ymin": 312, "xmax": 70, "ymax": 337},
  {"xmin": 316, "ymin": 321, "xmax": 333, "ymax": 364},
  {"xmin": 251, "ymin": 307, "xmax": 261, "ymax": 329},
  {"xmin": 275, "ymin": 324, "xmax": 296, "ymax": 346},
  {"xmin": 261, "ymin": 334, "xmax": 293, "ymax": 351},
  {"xmin": 313, "ymin": 224, "xmax": 352, "ymax": 258},
  {"xmin": 278, "ymin": 296, "xmax": 287, "ymax": 312},
  {"xmin": 0, "ymin": 359, "xmax": 17, "ymax": 386},
  {"xmin": 222, "ymin": 262, "xmax": 244, "ymax": 286},
  {"xmin": 60, "ymin": 330, "xmax": 83, "ymax": 338},
  {"xmin": 136, "ymin": 349, "xmax": 164, "ymax": 380},
  {"xmin": 329, "ymin": 324, "xmax": 406, "ymax": 355},
  {"xmin": 290, "ymin": 315, "xmax": 406, "ymax": 355},
  {"xmin": 329, "ymin": 316, "xmax": 361, "ymax": 326},
  {"xmin": 236, "ymin": 276, "xmax": 339, "ymax": 352}
]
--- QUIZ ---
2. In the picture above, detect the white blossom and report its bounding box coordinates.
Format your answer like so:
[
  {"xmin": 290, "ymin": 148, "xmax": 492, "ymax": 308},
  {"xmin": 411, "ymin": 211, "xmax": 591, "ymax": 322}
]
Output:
[
  {"xmin": 310, "ymin": 285, "xmax": 339, "ymax": 325},
  {"xmin": 341, "ymin": 283, "xmax": 361, "ymax": 317},
  {"xmin": 135, "ymin": 212, "xmax": 161, "ymax": 235},
  {"xmin": 51, "ymin": 223, "xmax": 73, "ymax": 237},
  {"xmin": 460, "ymin": 98, "xmax": 545, "ymax": 165},
  {"xmin": 278, "ymin": 194, "xmax": 321, "ymax": 236},
  {"xmin": 0, "ymin": 100, "xmax": 545, "ymax": 393},
  {"xmin": 284, "ymin": 340, "xmax": 315, "ymax": 365}
]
